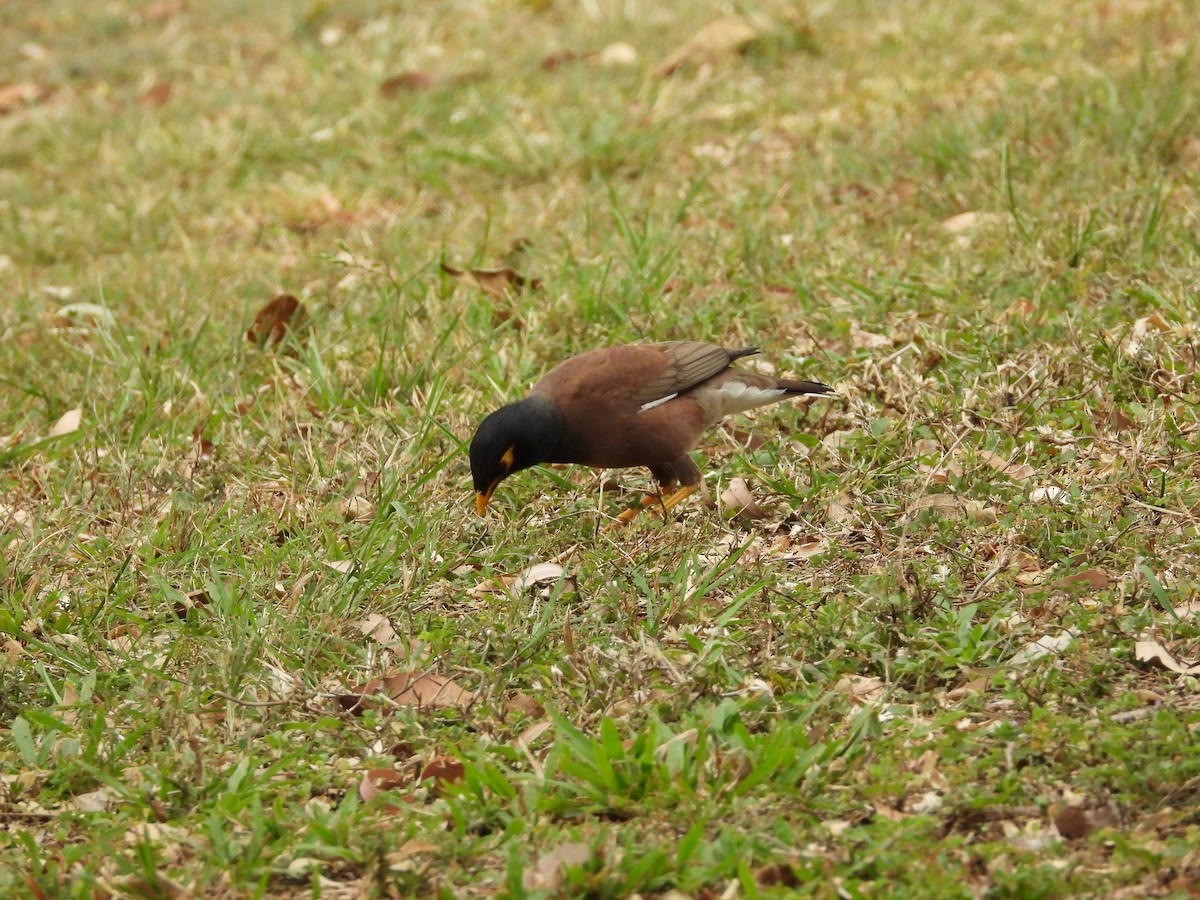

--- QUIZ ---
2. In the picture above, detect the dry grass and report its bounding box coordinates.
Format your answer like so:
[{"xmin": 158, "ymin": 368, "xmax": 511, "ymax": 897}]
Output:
[{"xmin": 2, "ymin": 0, "xmax": 1200, "ymax": 896}]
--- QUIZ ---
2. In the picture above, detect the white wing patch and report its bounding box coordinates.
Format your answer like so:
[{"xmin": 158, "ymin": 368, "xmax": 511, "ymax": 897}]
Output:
[
  {"xmin": 640, "ymin": 392, "xmax": 679, "ymax": 412},
  {"xmin": 711, "ymin": 381, "xmax": 787, "ymax": 416}
]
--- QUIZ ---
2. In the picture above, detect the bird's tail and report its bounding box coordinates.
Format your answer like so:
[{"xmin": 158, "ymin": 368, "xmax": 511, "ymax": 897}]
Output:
[{"xmin": 777, "ymin": 379, "xmax": 836, "ymax": 396}]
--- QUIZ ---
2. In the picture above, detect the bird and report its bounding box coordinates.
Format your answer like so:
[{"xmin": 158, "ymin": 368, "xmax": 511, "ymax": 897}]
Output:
[{"xmin": 470, "ymin": 341, "xmax": 834, "ymax": 522}]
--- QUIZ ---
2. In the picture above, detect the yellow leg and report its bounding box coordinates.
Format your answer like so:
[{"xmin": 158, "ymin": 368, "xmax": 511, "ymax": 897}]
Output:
[
  {"xmin": 612, "ymin": 484, "xmax": 698, "ymax": 526},
  {"xmin": 614, "ymin": 492, "xmax": 662, "ymax": 525},
  {"xmin": 658, "ymin": 484, "xmax": 698, "ymax": 513}
]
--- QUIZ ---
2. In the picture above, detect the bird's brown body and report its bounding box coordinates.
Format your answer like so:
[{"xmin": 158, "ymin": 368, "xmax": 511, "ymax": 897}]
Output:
[{"xmin": 470, "ymin": 341, "xmax": 834, "ymax": 519}]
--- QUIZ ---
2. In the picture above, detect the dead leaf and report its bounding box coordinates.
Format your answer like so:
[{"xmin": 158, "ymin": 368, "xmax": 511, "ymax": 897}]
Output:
[
  {"xmin": 140, "ymin": 0, "xmax": 185, "ymax": 21},
  {"xmin": 911, "ymin": 494, "xmax": 967, "ymax": 517},
  {"xmin": 721, "ymin": 477, "xmax": 767, "ymax": 521},
  {"xmin": 440, "ymin": 262, "xmax": 541, "ymax": 298},
  {"xmin": 826, "ymin": 492, "xmax": 854, "ymax": 524},
  {"xmin": 339, "ymin": 496, "xmax": 376, "ymax": 522},
  {"xmin": 358, "ymin": 767, "xmax": 408, "ymax": 803},
  {"xmin": 246, "ymin": 294, "xmax": 306, "ymax": 347},
  {"xmin": 832, "ymin": 674, "xmax": 886, "ymax": 705},
  {"xmin": 191, "ymin": 429, "xmax": 213, "ymax": 460},
  {"xmin": 170, "ymin": 588, "xmax": 210, "ymax": 619},
  {"xmin": 653, "ymin": 16, "xmax": 767, "ymax": 78},
  {"xmin": 336, "ymin": 671, "xmax": 475, "ymax": 715},
  {"xmin": 974, "ymin": 448, "xmax": 1036, "ymax": 481},
  {"xmin": 1126, "ymin": 313, "xmax": 1173, "ymax": 357},
  {"xmin": 754, "ymin": 861, "xmax": 799, "ymax": 888},
  {"xmin": 137, "ymin": 83, "xmax": 172, "ymax": 107},
  {"xmin": 850, "ymin": 322, "xmax": 892, "ymax": 350},
  {"xmin": 0, "ymin": 82, "xmax": 39, "ymax": 115},
  {"xmin": 1135, "ymin": 639, "xmax": 1200, "ymax": 675},
  {"xmin": 540, "ymin": 49, "xmax": 585, "ymax": 70},
  {"xmin": 941, "ymin": 211, "xmax": 1004, "ymax": 233},
  {"xmin": 516, "ymin": 719, "xmax": 553, "ymax": 753},
  {"xmin": 72, "ymin": 788, "xmax": 113, "ymax": 812},
  {"xmin": 598, "ymin": 42, "xmax": 639, "ymax": 67},
  {"xmin": 380, "ymin": 71, "xmax": 437, "ymax": 97},
  {"xmin": 385, "ymin": 839, "xmax": 439, "ymax": 873},
  {"xmin": 522, "ymin": 842, "xmax": 593, "ymax": 892},
  {"xmin": 106, "ymin": 873, "xmax": 189, "ymax": 900},
  {"xmin": 1009, "ymin": 630, "xmax": 1078, "ymax": 666},
  {"xmin": 418, "ymin": 756, "xmax": 465, "ymax": 788},
  {"xmin": 1029, "ymin": 486, "xmax": 1069, "ymax": 505},
  {"xmin": 48, "ymin": 408, "xmax": 81, "ymax": 438},
  {"xmin": 358, "ymin": 613, "xmax": 399, "ymax": 647},
  {"xmin": 513, "ymin": 562, "xmax": 566, "ymax": 592},
  {"xmin": 1053, "ymin": 805, "xmax": 1118, "ymax": 839},
  {"xmin": 787, "ymin": 536, "xmax": 827, "ymax": 560},
  {"xmin": 943, "ymin": 676, "xmax": 992, "ymax": 703},
  {"xmin": 505, "ymin": 693, "xmax": 545, "ymax": 719},
  {"xmin": 1000, "ymin": 298, "xmax": 1035, "ymax": 322},
  {"xmin": 54, "ymin": 302, "xmax": 116, "ymax": 329},
  {"xmin": 1055, "ymin": 569, "xmax": 1109, "ymax": 591},
  {"xmin": 873, "ymin": 800, "xmax": 911, "ymax": 821}
]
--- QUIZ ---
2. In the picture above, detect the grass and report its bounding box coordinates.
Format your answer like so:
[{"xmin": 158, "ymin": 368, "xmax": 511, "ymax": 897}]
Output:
[{"xmin": 2, "ymin": 0, "xmax": 1200, "ymax": 896}]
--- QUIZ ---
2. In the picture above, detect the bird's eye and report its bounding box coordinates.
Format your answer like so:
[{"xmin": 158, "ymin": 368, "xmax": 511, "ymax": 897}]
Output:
[{"xmin": 500, "ymin": 446, "xmax": 515, "ymax": 471}]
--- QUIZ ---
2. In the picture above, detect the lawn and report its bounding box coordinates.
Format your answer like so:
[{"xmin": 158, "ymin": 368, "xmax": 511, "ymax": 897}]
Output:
[{"xmin": 2, "ymin": 0, "xmax": 1199, "ymax": 896}]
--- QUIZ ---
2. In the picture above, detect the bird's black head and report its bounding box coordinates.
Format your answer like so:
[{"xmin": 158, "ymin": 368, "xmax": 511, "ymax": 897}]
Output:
[{"xmin": 469, "ymin": 396, "xmax": 571, "ymax": 515}]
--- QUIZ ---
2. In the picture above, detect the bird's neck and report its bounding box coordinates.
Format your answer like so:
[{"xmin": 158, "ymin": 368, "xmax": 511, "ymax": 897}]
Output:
[{"xmin": 519, "ymin": 395, "xmax": 581, "ymax": 464}]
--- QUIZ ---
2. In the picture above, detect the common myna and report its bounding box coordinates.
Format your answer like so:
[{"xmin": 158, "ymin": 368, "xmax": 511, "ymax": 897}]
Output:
[{"xmin": 470, "ymin": 341, "xmax": 834, "ymax": 522}]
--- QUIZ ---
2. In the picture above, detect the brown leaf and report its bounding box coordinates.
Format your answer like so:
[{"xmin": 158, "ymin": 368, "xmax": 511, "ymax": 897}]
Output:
[
  {"xmin": 137, "ymin": 83, "xmax": 172, "ymax": 107},
  {"xmin": 358, "ymin": 613, "xmax": 399, "ymax": 647},
  {"xmin": 1135, "ymin": 639, "xmax": 1200, "ymax": 675},
  {"xmin": 418, "ymin": 755, "xmax": 465, "ymax": 788},
  {"xmin": 358, "ymin": 767, "xmax": 408, "ymax": 803},
  {"xmin": 1055, "ymin": 569, "xmax": 1110, "ymax": 591},
  {"xmin": 385, "ymin": 839, "xmax": 439, "ymax": 872},
  {"xmin": 440, "ymin": 262, "xmax": 541, "ymax": 298},
  {"xmin": 380, "ymin": 71, "xmax": 437, "ymax": 97},
  {"xmin": 540, "ymin": 49, "xmax": 585, "ymax": 71},
  {"xmin": 339, "ymin": 496, "xmax": 376, "ymax": 522},
  {"xmin": 755, "ymin": 862, "xmax": 799, "ymax": 888},
  {"xmin": 191, "ymin": 429, "xmax": 213, "ymax": 460},
  {"xmin": 0, "ymin": 82, "xmax": 39, "ymax": 115},
  {"xmin": 140, "ymin": 0, "xmax": 185, "ymax": 21},
  {"xmin": 911, "ymin": 494, "xmax": 967, "ymax": 517},
  {"xmin": 108, "ymin": 873, "xmax": 190, "ymax": 899},
  {"xmin": 505, "ymin": 693, "xmax": 545, "ymax": 719},
  {"xmin": 171, "ymin": 588, "xmax": 210, "ymax": 619},
  {"xmin": 522, "ymin": 842, "xmax": 593, "ymax": 892},
  {"xmin": 246, "ymin": 294, "xmax": 306, "ymax": 347},
  {"xmin": 336, "ymin": 671, "xmax": 475, "ymax": 715},
  {"xmin": 652, "ymin": 16, "xmax": 767, "ymax": 78},
  {"xmin": 721, "ymin": 477, "xmax": 767, "ymax": 521},
  {"xmin": 1053, "ymin": 805, "xmax": 1117, "ymax": 840},
  {"xmin": 974, "ymin": 448, "xmax": 1036, "ymax": 481}
]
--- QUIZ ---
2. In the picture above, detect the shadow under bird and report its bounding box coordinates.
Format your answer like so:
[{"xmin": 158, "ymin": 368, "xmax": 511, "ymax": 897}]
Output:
[{"xmin": 470, "ymin": 341, "xmax": 835, "ymax": 522}]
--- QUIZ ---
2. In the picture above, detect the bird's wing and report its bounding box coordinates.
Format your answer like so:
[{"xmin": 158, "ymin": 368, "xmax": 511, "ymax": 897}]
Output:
[{"xmin": 629, "ymin": 342, "xmax": 757, "ymax": 406}]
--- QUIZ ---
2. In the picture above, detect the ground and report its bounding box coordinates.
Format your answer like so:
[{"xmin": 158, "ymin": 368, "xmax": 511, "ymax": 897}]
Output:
[{"xmin": 1, "ymin": 0, "xmax": 1199, "ymax": 896}]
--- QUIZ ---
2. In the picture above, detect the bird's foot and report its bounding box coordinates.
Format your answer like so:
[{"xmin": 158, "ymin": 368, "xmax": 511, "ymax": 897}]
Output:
[{"xmin": 612, "ymin": 485, "xmax": 698, "ymax": 526}]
